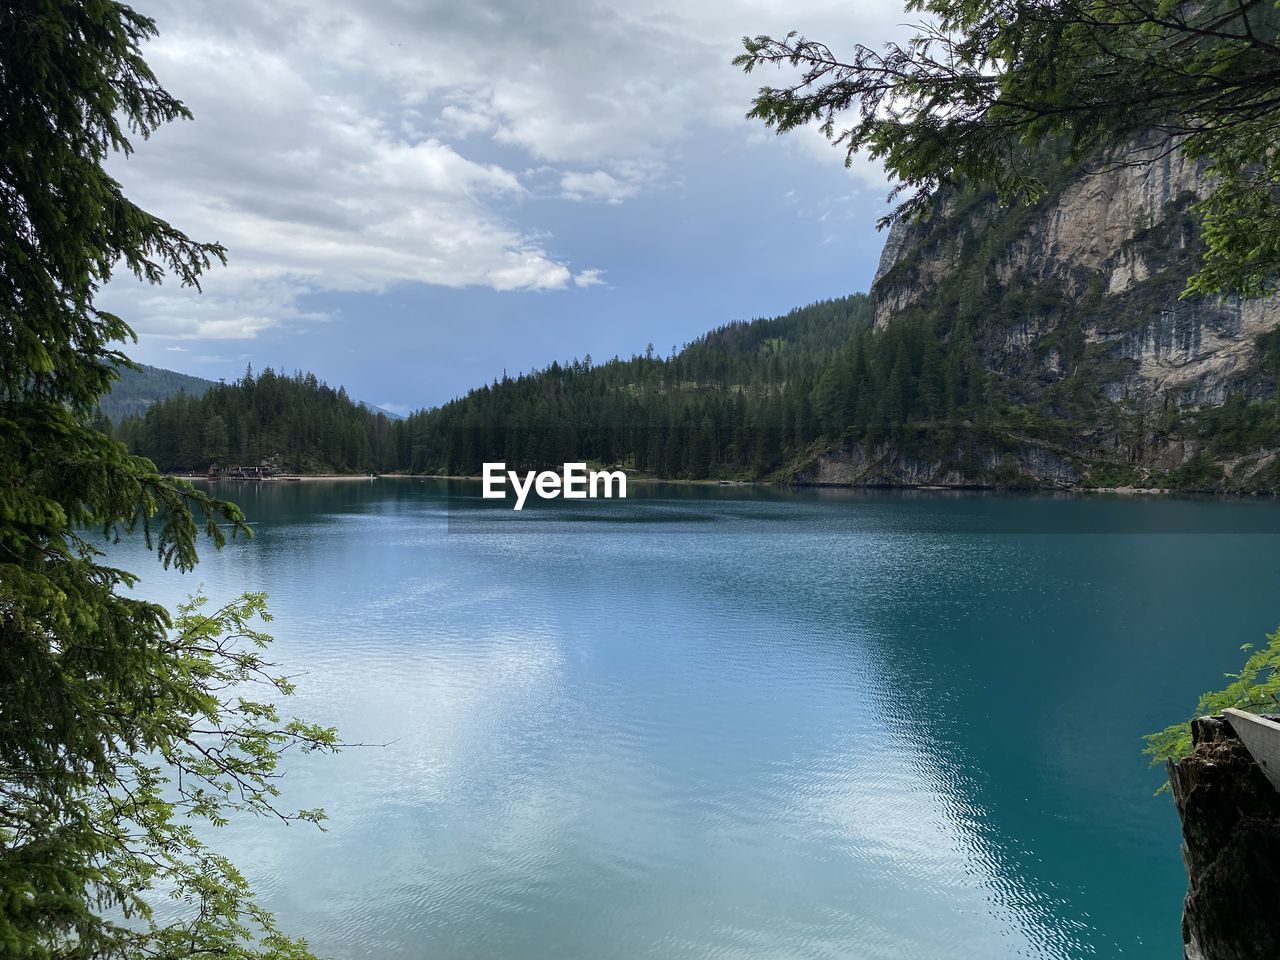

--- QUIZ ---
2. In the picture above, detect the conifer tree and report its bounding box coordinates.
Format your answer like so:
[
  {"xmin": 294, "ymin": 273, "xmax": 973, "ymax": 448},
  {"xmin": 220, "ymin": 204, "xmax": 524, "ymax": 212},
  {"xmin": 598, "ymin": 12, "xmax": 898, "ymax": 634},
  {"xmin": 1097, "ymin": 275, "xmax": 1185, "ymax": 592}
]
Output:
[
  {"xmin": 737, "ymin": 0, "xmax": 1280, "ymax": 297},
  {"xmin": 1, "ymin": 4, "xmax": 335, "ymax": 957}
]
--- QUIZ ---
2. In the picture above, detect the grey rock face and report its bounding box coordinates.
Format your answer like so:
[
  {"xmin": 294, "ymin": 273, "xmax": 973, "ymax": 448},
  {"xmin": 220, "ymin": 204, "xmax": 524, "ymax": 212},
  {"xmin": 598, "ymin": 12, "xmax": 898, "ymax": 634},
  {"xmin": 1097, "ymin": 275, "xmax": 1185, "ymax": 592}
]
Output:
[
  {"xmin": 876, "ymin": 141, "xmax": 1278, "ymax": 403},
  {"xmin": 803, "ymin": 137, "xmax": 1280, "ymax": 489},
  {"xmin": 872, "ymin": 216, "xmax": 911, "ymax": 288},
  {"xmin": 793, "ymin": 438, "xmax": 1081, "ymax": 488}
]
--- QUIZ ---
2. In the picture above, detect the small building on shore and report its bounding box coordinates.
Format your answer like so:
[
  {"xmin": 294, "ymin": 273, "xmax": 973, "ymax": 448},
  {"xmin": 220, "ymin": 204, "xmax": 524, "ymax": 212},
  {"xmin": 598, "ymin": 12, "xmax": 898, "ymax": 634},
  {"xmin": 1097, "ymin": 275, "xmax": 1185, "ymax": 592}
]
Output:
[{"xmin": 208, "ymin": 459, "xmax": 278, "ymax": 480}]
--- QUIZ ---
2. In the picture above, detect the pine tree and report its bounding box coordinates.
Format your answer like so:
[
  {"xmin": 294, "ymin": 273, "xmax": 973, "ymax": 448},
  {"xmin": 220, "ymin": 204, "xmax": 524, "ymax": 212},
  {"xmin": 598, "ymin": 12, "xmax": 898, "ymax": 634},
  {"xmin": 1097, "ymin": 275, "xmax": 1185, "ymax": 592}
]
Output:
[
  {"xmin": 1, "ymin": 5, "xmax": 335, "ymax": 957},
  {"xmin": 202, "ymin": 412, "xmax": 231, "ymax": 463},
  {"xmin": 886, "ymin": 340, "xmax": 911, "ymax": 427}
]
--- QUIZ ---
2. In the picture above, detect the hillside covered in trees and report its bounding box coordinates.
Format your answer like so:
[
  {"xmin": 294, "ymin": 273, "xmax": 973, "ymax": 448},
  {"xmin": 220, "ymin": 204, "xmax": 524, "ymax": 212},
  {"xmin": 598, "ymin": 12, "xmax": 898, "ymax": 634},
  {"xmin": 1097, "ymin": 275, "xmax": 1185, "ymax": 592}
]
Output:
[
  {"xmin": 111, "ymin": 236, "xmax": 1280, "ymax": 490},
  {"xmin": 112, "ymin": 367, "xmax": 402, "ymax": 474},
  {"xmin": 98, "ymin": 363, "xmax": 217, "ymax": 423},
  {"xmin": 114, "ymin": 295, "xmax": 913, "ymax": 478},
  {"xmin": 113, "ymin": 136, "xmax": 1280, "ymax": 492}
]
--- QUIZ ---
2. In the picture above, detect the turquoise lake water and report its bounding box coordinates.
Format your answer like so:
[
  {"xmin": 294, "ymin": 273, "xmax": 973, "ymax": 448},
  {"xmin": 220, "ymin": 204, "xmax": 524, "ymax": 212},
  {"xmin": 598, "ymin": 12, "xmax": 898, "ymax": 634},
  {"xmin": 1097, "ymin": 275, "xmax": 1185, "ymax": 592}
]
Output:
[{"xmin": 112, "ymin": 479, "xmax": 1280, "ymax": 959}]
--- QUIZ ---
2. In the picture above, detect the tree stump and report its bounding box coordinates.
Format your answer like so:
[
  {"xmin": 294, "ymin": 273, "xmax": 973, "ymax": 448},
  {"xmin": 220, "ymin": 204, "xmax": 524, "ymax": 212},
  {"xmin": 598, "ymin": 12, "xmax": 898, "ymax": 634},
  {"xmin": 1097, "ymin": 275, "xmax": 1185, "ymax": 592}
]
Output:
[{"xmin": 1167, "ymin": 715, "xmax": 1280, "ymax": 960}]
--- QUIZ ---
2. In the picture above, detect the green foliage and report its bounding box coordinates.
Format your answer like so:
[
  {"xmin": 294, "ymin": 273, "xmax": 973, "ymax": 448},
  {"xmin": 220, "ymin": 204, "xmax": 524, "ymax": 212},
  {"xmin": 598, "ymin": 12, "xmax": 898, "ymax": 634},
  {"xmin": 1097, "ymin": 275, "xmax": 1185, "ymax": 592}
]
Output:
[
  {"xmin": 114, "ymin": 366, "xmax": 399, "ymax": 475},
  {"xmin": 0, "ymin": 593, "xmax": 338, "ymax": 958},
  {"xmin": 412, "ymin": 296, "xmax": 875, "ymax": 480},
  {"xmin": 1083, "ymin": 464, "xmax": 1147, "ymax": 489},
  {"xmin": 1, "ymin": 3, "xmax": 333, "ymax": 956},
  {"xmin": 118, "ymin": 267, "xmax": 1280, "ymax": 492},
  {"xmin": 389, "ymin": 290, "xmax": 1018, "ymax": 482},
  {"xmin": 736, "ymin": 0, "xmax": 1280, "ymax": 297},
  {"xmin": 1145, "ymin": 627, "xmax": 1280, "ymax": 766},
  {"xmin": 1166, "ymin": 451, "xmax": 1227, "ymax": 491},
  {"xmin": 1182, "ymin": 396, "xmax": 1280, "ymax": 470},
  {"xmin": 117, "ymin": 296, "xmax": 877, "ymax": 481}
]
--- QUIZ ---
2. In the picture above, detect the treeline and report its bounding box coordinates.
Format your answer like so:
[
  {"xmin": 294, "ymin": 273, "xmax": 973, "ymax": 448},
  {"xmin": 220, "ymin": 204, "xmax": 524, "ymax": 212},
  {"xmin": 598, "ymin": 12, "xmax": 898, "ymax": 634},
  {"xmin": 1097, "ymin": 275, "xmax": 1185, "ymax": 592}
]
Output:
[
  {"xmin": 415, "ymin": 295, "xmax": 877, "ymax": 478},
  {"xmin": 111, "ymin": 292, "xmax": 1022, "ymax": 479},
  {"xmin": 419, "ymin": 295, "xmax": 1006, "ymax": 478},
  {"xmin": 111, "ymin": 368, "xmax": 402, "ymax": 474}
]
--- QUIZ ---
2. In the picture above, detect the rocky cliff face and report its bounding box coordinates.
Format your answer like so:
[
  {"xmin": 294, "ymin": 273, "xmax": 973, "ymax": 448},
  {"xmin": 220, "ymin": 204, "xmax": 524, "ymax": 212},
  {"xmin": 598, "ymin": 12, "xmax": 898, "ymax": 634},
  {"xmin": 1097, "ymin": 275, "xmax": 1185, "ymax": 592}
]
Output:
[
  {"xmin": 874, "ymin": 143, "xmax": 1204, "ymax": 315},
  {"xmin": 798, "ymin": 139, "xmax": 1280, "ymax": 490},
  {"xmin": 1167, "ymin": 716, "xmax": 1280, "ymax": 960},
  {"xmin": 796, "ymin": 436, "xmax": 1080, "ymax": 488},
  {"xmin": 873, "ymin": 142, "xmax": 1280, "ymax": 407}
]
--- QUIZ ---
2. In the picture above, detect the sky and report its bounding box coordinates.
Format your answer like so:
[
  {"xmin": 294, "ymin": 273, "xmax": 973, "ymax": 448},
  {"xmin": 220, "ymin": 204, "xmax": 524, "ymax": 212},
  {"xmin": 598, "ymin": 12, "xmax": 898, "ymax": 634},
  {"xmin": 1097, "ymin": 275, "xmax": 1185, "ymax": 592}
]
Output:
[{"xmin": 105, "ymin": 0, "xmax": 912, "ymax": 414}]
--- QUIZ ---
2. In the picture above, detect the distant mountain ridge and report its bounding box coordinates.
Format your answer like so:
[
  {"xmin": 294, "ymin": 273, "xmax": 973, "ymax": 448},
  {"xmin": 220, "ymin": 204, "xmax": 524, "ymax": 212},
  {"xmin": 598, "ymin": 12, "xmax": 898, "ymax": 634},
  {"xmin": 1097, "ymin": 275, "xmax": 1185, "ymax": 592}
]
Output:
[
  {"xmin": 102, "ymin": 362, "xmax": 406, "ymax": 425},
  {"xmin": 114, "ymin": 138, "xmax": 1280, "ymax": 492},
  {"xmin": 360, "ymin": 401, "xmax": 404, "ymax": 421},
  {"xmin": 100, "ymin": 364, "xmax": 217, "ymax": 423},
  {"xmin": 112, "ymin": 296, "xmax": 872, "ymax": 476}
]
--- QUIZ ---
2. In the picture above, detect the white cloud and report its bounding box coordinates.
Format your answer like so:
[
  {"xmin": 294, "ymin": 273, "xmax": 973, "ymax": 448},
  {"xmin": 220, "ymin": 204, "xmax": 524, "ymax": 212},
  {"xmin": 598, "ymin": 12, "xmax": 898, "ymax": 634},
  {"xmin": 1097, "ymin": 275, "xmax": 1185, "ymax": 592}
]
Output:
[
  {"xmin": 111, "ymin": 0, "xmax": 908, "ymax": 342},
  {"xmin": 438, "ymin": 104, "xmax": 498, "ymax": 139},
  {"xmin": 573, "ymin": 269, "xmax": 607, "ymax": 288},
  {"xmin": 560, "ymin": 170, "xmax": 640, "ymax": 204},
  {"xmin": 791, "ymin": 123, "xmax": 893, "ymax": 192}
]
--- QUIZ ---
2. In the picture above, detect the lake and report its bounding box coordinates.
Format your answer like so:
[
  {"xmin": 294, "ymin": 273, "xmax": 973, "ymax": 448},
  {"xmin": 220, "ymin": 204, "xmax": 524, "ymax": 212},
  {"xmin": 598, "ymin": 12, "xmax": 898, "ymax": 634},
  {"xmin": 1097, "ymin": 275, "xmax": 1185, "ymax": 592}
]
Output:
[{"xmin": 112, "ymin": 479, "xmax": 1280, "ymax": 959}]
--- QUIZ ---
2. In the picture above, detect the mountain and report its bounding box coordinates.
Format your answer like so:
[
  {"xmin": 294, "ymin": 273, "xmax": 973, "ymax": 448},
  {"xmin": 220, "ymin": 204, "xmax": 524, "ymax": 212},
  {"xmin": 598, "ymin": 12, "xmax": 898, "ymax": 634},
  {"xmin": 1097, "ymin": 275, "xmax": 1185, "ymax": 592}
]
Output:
[
  {"xmin": 393, "ymin": 294, "xmax": 873, "ymax": 478},
  {"xmin": 114, "ymin": 296, "xmax": 872, "ymax": 476},
  {"xmin": 103, "ymin": 361, "xmax": 407, "ymax": 426},
  {"xmin": 795, "ymin": 136, "xmax": 1280, "ymax": 491},
  {"xmin": 117, "ymin": 139, "xmax": 1280, "ymax": 489},
  {"xmin": 360, "ymin": 401, "xmax": 404, "ymax": 421},
  {"xmin": 99, "ymin": 363, "xmax": 218, "ymax": 423},
  {"xmin": 111, "ymin": 368, "xmax": 403, "ymax": 474}
]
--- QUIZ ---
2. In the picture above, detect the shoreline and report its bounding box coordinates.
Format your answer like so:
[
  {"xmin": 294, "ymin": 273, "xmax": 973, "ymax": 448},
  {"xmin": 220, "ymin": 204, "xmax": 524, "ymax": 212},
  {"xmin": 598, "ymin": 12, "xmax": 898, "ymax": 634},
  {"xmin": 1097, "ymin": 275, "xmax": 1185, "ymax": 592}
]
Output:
[
  {"xmin": 394, "ymin": 474, "xmax": 1187, "ymax": 495},
  {"xmin": 188, "ymin": 473, "xmax": 380, "ymax": 482},
  {"xmin": 179, "ymin": 473, "xmax": 1280, "ymax": 499}
]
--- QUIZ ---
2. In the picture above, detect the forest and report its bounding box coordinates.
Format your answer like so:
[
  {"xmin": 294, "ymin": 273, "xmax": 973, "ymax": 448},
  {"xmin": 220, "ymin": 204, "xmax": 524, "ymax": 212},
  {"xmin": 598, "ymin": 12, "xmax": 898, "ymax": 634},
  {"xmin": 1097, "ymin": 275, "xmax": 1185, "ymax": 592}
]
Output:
[
  {"xmin": 110, "ymin": 277, "xmax": 1280, "ymax": 487},
  {"xmin": 110, "ymin": 292, "xmax": 1005, "ymax": 479}
]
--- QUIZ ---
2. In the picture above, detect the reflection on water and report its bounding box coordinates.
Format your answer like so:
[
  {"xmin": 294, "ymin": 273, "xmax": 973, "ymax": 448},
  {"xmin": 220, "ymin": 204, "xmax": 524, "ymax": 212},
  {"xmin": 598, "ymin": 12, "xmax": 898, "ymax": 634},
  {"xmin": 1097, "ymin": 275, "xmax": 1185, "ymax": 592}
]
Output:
[{"xmin": 109, "ymin": 479, "xmax": 1280, "ymax": 958}]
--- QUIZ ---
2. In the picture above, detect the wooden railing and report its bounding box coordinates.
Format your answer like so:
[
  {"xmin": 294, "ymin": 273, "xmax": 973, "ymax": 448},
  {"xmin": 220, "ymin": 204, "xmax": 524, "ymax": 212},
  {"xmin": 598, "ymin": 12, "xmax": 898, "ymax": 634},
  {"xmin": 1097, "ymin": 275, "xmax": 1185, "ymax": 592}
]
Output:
[{"xmin": 1224, "ymin": 709, "xmax": 1280, "ymax": 793}]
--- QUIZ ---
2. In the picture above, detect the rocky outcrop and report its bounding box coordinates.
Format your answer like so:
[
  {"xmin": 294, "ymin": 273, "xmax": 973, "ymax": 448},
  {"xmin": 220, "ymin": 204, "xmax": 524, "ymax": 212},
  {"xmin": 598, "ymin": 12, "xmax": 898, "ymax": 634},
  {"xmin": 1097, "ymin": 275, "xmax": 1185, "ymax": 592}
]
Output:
[
  {"xmin": 796, "ymin": 136, "xmax": 1280, "ymax": 490},
  {"xmin": 873, "ymin": 140, "xmax": 1280, "ymax": 408},
  {"xmin": 875, "ymin": 142, "xmax": 1203, "ymax": 321},
  {"xmin": 1167, "ymin": 716, "xmax": 1280, "ymax": 960},
  {"xmin": 793, "ymin": 436, "xmax": 1081, "ymax": 488}
]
